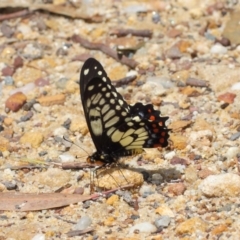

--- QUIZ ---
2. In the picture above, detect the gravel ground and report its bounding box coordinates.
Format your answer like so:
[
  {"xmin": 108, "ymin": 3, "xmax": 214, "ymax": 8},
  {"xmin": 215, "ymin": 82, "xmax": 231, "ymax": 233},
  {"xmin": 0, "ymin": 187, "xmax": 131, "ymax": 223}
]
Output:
[{"xmin": 1, "ymin": 0, "xmax": 240, "ymax": 239}]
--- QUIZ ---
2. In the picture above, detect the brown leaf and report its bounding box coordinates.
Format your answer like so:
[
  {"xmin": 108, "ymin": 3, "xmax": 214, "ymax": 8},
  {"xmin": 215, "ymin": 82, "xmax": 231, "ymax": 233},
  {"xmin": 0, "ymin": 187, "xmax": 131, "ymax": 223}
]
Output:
[{"xmin": 0, "ymin": 192, "xmax": 91, "ymax": 211}]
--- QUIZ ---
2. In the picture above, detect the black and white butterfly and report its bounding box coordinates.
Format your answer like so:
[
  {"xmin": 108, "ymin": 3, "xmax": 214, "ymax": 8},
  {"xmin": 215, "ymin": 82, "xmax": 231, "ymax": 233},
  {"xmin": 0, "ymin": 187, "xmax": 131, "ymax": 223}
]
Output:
[{"xmin": 80, "ymin": 58, "xmax": 169, "ymax": 166}]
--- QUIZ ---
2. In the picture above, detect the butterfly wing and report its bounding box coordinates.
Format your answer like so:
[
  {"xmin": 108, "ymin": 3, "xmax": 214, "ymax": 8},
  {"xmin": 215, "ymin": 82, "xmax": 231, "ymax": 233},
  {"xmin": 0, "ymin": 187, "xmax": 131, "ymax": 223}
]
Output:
[
  {"xmin": 80, "ymin": 58, "xmax": 130, "ymax": 153},
  {"xmin": 80, "ymin": 58, "xmax": 169, "ymax": 160}
]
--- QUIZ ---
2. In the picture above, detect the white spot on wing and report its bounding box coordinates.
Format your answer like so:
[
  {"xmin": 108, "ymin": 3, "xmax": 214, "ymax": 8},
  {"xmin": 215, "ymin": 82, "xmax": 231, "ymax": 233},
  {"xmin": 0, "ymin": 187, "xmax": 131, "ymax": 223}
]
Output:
[
  {"xmin": 102, "ymin": 77, "xmax": 107, "ymax": 82},
  {"xmin": 122, "ymin": 128, "xmax": 135, "ymax": 138},
  {"xmin": 84, "ymin": 68, "xmax": 89, "ymax": 75},
  {"xmin": 102, "ymin": 104, "xmax": 110, "ymax": 115},
  {"xmin": 98, "ymin": 71, "xmax": 102, "ymax": 75},
  {"xmin": 87, "ymin": 98, "xmax": 91, "ymax": 108},
  {"xmin": 120, "ymin": 136, "xmax": 133, "ymax": 147},
  {"xmin": 119, "ymin": 99, "xmax": 124, "ymax": 106},
  {"xmin": 107, "ymin": 127, "xmax": 115, "ymax": 136},
  {"xmin": 92, "ymin": 93, "xmax": 102, "ymax": 104},
  {"xmin": 99, "ymin": 98, "xmax": 106, "ymax": 105},
  {"xmin": 103, "ymin": 109, "xmax": 115, "ymax": 122},
  {"xmin": 105, "ymin": 116, "xmax": 120, "ymax": 128},
  {"xmin": 132, "ymin": 116, "xmax": 141, "ymax": 122},
  {"xmin": 89, "ymin": 109, "xmax": 102, "ymax": 136},
  {"xmin": 135, "ymin": 127, "xmax": 145, "ymax": 135},
  {"xmin": 88, "ymin": 85, "xmax": 94, "ymax": 91},
  {"xmin": 111, "ymin": 130, "xmax": 124, "ymax": 142}
]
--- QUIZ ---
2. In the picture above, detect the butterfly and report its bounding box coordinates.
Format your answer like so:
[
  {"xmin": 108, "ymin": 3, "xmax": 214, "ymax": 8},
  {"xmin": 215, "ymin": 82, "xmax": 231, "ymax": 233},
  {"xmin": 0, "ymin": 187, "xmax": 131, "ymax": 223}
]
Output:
[{"xmin": 80, "ymin": 58, "xmax": 169, "ymax": 166}]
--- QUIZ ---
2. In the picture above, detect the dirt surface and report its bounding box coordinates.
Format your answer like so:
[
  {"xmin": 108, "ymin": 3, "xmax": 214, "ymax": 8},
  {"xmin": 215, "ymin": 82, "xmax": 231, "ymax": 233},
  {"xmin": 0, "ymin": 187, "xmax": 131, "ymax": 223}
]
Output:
[{"xmin": 1, "ymin": 0, "xmax": 240, "ymax": 239}]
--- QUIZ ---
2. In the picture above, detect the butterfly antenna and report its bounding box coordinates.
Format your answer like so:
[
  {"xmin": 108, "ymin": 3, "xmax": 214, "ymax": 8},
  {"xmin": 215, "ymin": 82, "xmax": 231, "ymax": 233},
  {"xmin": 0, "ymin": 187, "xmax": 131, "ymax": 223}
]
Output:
[{"xmin": 62, "ymin": 136, "xmax": 90, "ymax": 156}]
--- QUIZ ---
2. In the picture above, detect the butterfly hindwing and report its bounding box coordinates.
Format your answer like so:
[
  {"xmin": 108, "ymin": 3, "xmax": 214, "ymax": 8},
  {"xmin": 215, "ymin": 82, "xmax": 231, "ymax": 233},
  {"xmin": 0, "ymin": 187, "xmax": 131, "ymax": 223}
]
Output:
[{"xmin": 80, "ymin": 58, "xmax": 169, "ymax": 163}]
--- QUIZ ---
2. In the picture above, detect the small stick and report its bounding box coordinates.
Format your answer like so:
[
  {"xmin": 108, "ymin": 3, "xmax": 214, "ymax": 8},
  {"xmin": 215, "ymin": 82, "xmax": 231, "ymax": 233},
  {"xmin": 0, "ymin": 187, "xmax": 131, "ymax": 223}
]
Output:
[
  {"xmin": 71, "ymin": 34, "xmax": 138, "ymax": 69},
  {"xmin": 61, "ymin": 162, "xmax": 95, "ymax": 170},
  {"xmin": 113, "ymin": 75, "xmax": 137, "ymax": 87},
  {"xmin": 0, "ymin": 9, "xmax": 31, "ymax": 21},
  {"xmin": 110, "ymin": 28, "xmax": 152, "ymax": 38}
]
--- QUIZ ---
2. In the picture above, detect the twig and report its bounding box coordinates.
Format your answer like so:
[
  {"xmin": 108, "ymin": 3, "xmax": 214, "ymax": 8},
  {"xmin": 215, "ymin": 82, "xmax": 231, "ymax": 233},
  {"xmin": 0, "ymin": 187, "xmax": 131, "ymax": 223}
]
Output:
[
  {"xmin": 0, "ymin": 9, "xmax": 31, "ymax": 21},
  {"xmin": 90, "ymin": 184, "xmax": 134, "ymax": 200},
  {"xmin": 71, "ymin": 34, "xmax": 138, "ymax": 69},
  {"xmin": 62, "ymin": 162, "xmax": 96, "ymax": 170},
  {"xmin": 66, "ymin": 227, "xmax": 94, "ymax": 237},
  {"xmin": 3, "ymin": 165, "xmax": 47, "ymax": 170},
  {"xmin": 110, "ymin": 28, "xmax": 152, "ymax": 38},
  {"xmin": 54, "ymin": 215, "xmax": 77, "ymax": 224},
  {"xmin": 186, "ymin": 77, "xmax": 209, "ymax": 87},
  {"xmin": 113, "ymin": 75, "xmax": 137, "ymax": 87}
]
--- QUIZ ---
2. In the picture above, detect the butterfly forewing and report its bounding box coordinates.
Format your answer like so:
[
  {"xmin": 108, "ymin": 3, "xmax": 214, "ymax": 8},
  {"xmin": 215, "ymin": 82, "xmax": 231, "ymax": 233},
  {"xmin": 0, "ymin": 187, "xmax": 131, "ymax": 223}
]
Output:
[
  {"xmin": 80, "ymin": 58, "xmax": 130, "ymax": 154},
  {"xmin": 80, "ymin": 58, "xmax": 170, "ymax": 163}
]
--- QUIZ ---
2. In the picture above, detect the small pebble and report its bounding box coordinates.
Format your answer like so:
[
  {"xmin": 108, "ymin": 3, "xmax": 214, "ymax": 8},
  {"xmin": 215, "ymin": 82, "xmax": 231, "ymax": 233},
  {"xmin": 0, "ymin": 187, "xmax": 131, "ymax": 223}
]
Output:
[
  {"xmin": 53, "ymin": 126, "xmax": 67, "ymax": 137},
  {"xmin": 229, "ymin": 132, "xmax": 240, "ymax": 141},
  {"xmin": 130, "ymin": 214, "xmax": 140, "ymax": 220},
  {"xmin": 59, "ymin": 153, "xmax": 75, "ymax": 163},
  {"xmin": 38, "ymin": 150, "xmax": 48, "ymax": 156},
  {"xmin": 226, "ymin": 147, "xmax": 240, "ymax": 160},
  {"xmin": 20, "ymin": 111, "xmax": 34, "ymax": 122},
  {"xmin": 73, "ymin": 216, "xmax": 92, "ymax": 231},
  {"xmin": 139, "ymin": 185, "xmax": 154, "ymax": 198},
  {"xmin": 154, "ymin": 216, "xmax": 171, "ymax": 229},
  {"xmin": 62, "ymin": 118, "xmax": 71, "ymax": 129},
  {"xmin": 1, "ymin": 22, "xmax": 14, "ymax": 38},
  {"xmin": 129, "ymin": 222, "xmax": 157, "ymax": 234},
  {"xmin": 0, "ymin": 125, "xmax": 4, "ymax": 132},
  {"xmin": 151, "ymin": 173, "xmax": 163, "ymax": 185},
  {"xmin": 2, "ymin": 67, "xmax": 14, "ymax": 77},
  {"xmin": 210, "ymin": 44, "xmax": 227, "ymax": 54},
  {"xmin": 56, "ymin": 78, "xmax": 69, "ymax": 89},
  {"xmin": 152, "ymin": 11, "xmax": 161, "ymax": 23},
  {"xmin": 31, "ymin": 234, "xmax": 45, "ymax": 240},
  {"xmin": 5, "ymin": 92, "xmax": 27, "ymax": 112},
  {"xmin": 231, "ymin": 82, "xmax": 240, "ymax": 90},
  {"xmin": 35, "ymin": 78, "xmax": 49, "ymax": 87},
  {"xmin": 3, "ymin": 181, "xmax": 17, "ymax": 190},
  {"xmin": 199, "ymin": 173, "xmax": 240, "ymax": 197},
  {"xmin": 82, "ymin": 201, "xmax": 91, "ymax": 209},
  {"xmin": 13, "ymin": 56, "xmax": 24, "ymax": 69},
  {"xmin": 22, "ymin": 100, "xmax": 36, "ymax": 111},
  {"xmin": 164, "ymin": 151, "xmax": 176, "ymax": 160}
]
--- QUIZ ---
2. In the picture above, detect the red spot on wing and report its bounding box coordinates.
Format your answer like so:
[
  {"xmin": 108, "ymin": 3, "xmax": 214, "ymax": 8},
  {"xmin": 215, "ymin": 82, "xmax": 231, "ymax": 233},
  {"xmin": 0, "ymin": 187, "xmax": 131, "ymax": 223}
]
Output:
[{"xmin": 149, "ymin": 115, "xmax": 155, "ymax": 121}]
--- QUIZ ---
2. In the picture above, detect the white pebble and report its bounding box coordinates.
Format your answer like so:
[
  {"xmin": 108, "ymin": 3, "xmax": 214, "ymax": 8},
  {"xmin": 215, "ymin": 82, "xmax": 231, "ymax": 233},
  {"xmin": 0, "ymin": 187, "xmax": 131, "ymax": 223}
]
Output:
[
  {"xmin": 210, "ymin": 44, "xmax": 227, "ymax": 54},
  {"xmin": 59, "ymin": 153, "xmax": 75, "ymax": 162},
  {"xmin": 31, "ymin": 234, "xmax": 45, "ymax": 240},
  {"xmin": 10, "ymin": 82, "xmax": 35, "ymax": 95},
  {"xmin": 164, "ymin": 151, "xmax": 176, "ymax": 160},
  {"xmin": 226, "ymin": 147, "xmax": 240, "ymax": 160},
  {"xmin": 231, "ymin": 82, "xmax": 240, "ymax": 90},
  {"xmin": 126, "ymin": 70, "xmax": 138, "ymax": 77},
  {"xmin": 199, "ymin": 173, "xmax": 240, "ymax": 197},
  {"xmin": 139, "ymin": 185, "xmax": 154, "ymax": 197},
  {"xmin": 129, "ymin": 222, "xmax": 157, "ymax": 234},
  {"xmin": 33, "ymin": 103, "xmax": 42, "ymax": 112},
  {"xmin": 73, "ymin": 216, "xmax": 92, "ymax": 231},
  {"xmin": 53, "ymin": 127, "xmax": 67, "ymax": 137}
]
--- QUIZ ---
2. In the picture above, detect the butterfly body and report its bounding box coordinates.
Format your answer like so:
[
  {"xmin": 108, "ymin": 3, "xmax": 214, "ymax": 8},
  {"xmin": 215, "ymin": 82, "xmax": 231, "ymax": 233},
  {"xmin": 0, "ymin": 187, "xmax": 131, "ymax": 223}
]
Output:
[{"xmin": 80, "ymin": 58, "xmax": 169, "ymax": 165}]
